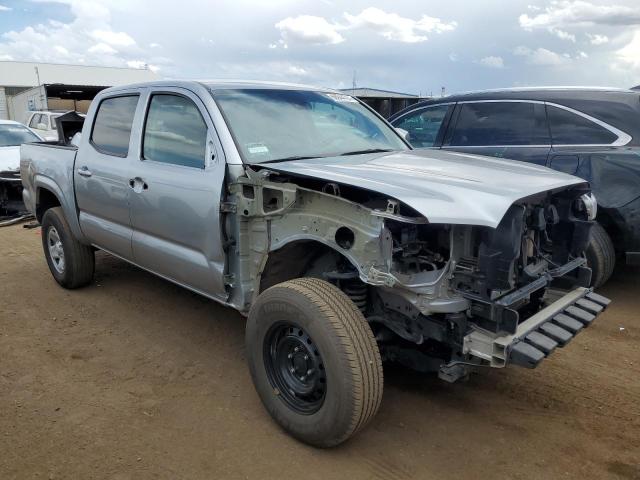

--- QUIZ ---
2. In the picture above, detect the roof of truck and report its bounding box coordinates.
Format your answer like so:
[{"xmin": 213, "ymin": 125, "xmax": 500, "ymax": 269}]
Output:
[{"xmin": 101, "ymin": 79, "xmax": 338, "ymax": 94}]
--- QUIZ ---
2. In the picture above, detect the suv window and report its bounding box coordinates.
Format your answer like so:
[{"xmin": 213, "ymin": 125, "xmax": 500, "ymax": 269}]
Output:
[
  {"xmin": 394, "ymin": 105, "xmax": 450, "ymax": 147},
  {"xmin": 29, "ymin": 114, "xmax": 41, "ymax": 129},
  {"xmin": 546, "ymin": 105, "xmax": 617, "ymax": 145},
  {"xmin": 143, "ymin": 94, "xmax": 207, "ymax": 168},
  {"xmin": 91, "ymin": 95, "xmax": 139, "ymax": 156},
  {"xmin": 450, "ymin": 102, "xmax": 548, "ymax": 146}
]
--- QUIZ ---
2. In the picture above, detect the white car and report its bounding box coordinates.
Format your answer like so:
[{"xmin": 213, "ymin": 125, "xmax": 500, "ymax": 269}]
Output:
[
  {"xmin": 0, "ymin": 119, "xmax": 42, "ymax": 218},
  {"xmin": 26, "ymin": 111, "xmax": 65, "ymax": 141}
]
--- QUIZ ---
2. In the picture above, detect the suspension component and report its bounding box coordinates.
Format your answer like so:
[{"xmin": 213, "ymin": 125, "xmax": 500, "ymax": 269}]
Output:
[{"xmin": 343, "ymin": 280, "xmax": 368, "ymax": 313}]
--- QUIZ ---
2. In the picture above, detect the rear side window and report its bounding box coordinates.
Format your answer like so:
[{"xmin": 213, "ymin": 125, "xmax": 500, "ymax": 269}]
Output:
[
  {"xmin": 142, "ymin": 94, "xmax": 207, "ymax": 168},
  {"xmin": 29, "ymin": 114, "xmax": 41, "ymax": 129},
  {"xmin": 450, "ymin": 102, "xmax": 548, "ymax": 146},
  {"xmin": 91, "ymin": 95, "xmax": 139, "ymax": 156},
  {"xmin": 393, "ymin": 105, "xmax": 450, "ymax": 147},
  {"xmin": 546, "ymin": 105, "xmax": 617, "ymax": 145}
]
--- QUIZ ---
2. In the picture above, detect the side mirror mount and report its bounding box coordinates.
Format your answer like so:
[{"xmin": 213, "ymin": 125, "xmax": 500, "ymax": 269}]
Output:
[{"xmin": 395, "ymin": 127, "xmax": 409, "ymax": 142}]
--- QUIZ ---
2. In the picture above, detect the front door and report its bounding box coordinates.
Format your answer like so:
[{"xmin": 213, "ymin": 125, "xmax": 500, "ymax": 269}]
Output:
[
  {"xmin": 128, "ymin": 88, "xmax": 227, "ymax": 300},
  {"xmin": 74, "ymin": 92, "xmax": 141, "ymax": 259}
]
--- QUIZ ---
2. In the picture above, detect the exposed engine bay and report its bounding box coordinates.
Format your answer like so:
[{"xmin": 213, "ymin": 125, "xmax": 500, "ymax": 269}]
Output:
[
  {"xmin": 0, "ymin": 171, "xmax": 29, "ymax": 224},
  {"xmin": 225, "ymin": 164, "xmax": 607, "ymax": 382}
]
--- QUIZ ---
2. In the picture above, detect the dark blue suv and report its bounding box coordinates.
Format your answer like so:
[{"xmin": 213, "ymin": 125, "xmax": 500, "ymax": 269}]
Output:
[{"xmin": 390, "ymin": 87, "xmax": 640, "ymax": 287}]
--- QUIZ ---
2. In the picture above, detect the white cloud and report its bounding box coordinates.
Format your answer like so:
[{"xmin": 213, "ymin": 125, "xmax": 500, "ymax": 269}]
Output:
[
  {"xmin": 0, "ymin": 0, "xmax": 164, "ymax": 71},
  {"xmin": 449, "ymin": 52, "xmax": 458, "ymax": 62},
  {"xmin": 519, "ymin": 1, "xmax": 640, "ymax": 30},
  {"xmin": 616, "ymin": 29, "xmax": 640, "ymax": 69},
  {"xmin": 478, "ymin": 55, "xmax": 504, "ymax": 68},
  {"xmin": 274, "ymin": 8, "xmax": 457, "ymax": 46},
  {"xmin": 514, "ymin": 46, "xmax": 570, "ymax": 66},
  {"xmin": 54, "ymin": 45, "xmax": 70, "ymax": 56},
  {"xmin": 275, "ymin": 15, "xmax": 344, "ymax": 45},
  {"xmin": 578, "ymin": 50, "xmax": 588, "ymax": 58},
  {"xmin": 286, "ymin": 65, "xmax": 308, "ymax": 76},
  {"xmin": 0, "ymin": 4, "xmax": 11, "ymax": 11},
  {"xmin": 586, "ymin": 33, "xmax": 609, "ymax": 44},
  {"xmin": 91, "ymin": 29, "xmax": 136, "ymax": 47},
  {"xmin": 87, "ymin": 42, "xmax": 118, "ymax": 54},
  {"xmin": 549, "ymin": 27, "xmax": 576, "ymax": 42},
  {"xmin": 343, "ymin": 7, "xmax": 457, "ymax": 43}
]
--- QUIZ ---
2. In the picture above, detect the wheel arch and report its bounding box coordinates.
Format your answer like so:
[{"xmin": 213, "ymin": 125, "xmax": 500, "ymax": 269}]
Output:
[
  {"xmin": 259, "ymin": 239, "xmax": 361, "ymax": 293},
  {"xmin": 33, "ymin": 175, "xmax": 88, "ymax": 244},
  {"xmin": 35, "ymin": 185, "xmax": 62, "ymax": 222}
]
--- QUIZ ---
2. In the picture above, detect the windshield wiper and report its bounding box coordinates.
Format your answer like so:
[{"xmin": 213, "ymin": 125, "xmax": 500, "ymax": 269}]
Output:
[
  {"xmin": 259, "ymin": 155, "xmax": 324, "ymax": 164},
  {"xmin": 339, "ymin": 148, "xmax": 394, "ymax": 156}
]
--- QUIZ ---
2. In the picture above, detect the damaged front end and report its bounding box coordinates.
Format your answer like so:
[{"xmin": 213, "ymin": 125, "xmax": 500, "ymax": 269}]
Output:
[
  {"xmin": 224, "ymin": 167, "xmax": 609, "ymax": 383},
  {"xmin": 0, "ymin": 169, "xmax": 28, "ymax": 223}
]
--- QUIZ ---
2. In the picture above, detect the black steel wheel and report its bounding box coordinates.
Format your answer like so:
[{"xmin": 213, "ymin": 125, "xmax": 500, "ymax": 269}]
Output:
[
  {"xmin": 246, "ymin": 278, "xmax": 383, "ymax": 448},
  {"xmin": 263, "ymin": 322, "xmax": 327, "ymax": 414}
]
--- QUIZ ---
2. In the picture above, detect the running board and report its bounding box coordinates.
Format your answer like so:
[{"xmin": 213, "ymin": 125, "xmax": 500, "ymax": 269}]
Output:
[{"xmin": 463, "ymin": 288, "xmax": 610, "ymax": 369}]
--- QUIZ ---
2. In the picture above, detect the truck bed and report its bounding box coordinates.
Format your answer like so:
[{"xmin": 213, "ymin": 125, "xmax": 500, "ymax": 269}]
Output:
[{"xmin": 20, "ymin": 141, "xmax": 83, "ymax": 240}]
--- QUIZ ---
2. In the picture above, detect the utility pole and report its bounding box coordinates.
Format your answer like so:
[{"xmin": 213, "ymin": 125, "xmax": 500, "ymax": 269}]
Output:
[
  {"xmin": 352, "ymin": 70, "xmax": 357, "ymax": 90},
  {"xmin": 35, "ymin": 66, "xmax": 45, "ymax": 110}
]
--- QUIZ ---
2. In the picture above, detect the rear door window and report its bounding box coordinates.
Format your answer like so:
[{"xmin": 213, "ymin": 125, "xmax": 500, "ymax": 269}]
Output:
[
  {"xmin": 142, "ymin": 94, "xmax": 207, "ymax": 168},
  {"xmin": 91, "ymin": 95, "xmax": 139, "ymax": 156},
  {"xmin": 449, "ymin": 102, "xmax": 549, "ymax": 146},
  {"xmin": 393, "ymin": 104, "xmax": 451, "ymax": 147},
  {"xmin": 546, "ymin": 105, "xmax": 618, "ymax": 145},
  {"xmin": 29, "ymin": 114, "xmax": 41, "ymax": 129}
]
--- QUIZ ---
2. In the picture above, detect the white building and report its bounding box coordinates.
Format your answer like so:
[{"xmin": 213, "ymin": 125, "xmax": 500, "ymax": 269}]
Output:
[{"xmin": 0, "ymin": 61, "xmax": 158, "ymax": 123}]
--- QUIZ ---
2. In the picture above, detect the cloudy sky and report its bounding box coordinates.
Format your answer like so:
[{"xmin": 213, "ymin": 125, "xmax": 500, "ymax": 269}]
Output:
[{"xmin": 0, "ymin": 0, "xmax": 639, "ymax": 95}]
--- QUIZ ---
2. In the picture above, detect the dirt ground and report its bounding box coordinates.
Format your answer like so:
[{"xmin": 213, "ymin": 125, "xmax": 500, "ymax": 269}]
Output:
[{"xmin": 1, "ymin": 223, "xmax": 638, "ymax": 480}]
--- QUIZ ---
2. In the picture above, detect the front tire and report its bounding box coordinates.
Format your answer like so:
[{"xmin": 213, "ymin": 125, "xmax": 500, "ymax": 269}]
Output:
[
  {"xmin": 246, "ymin": 278, "xmax": 383, "ymax": 447},
  {"xmin": 585, "ymin": 223, "xmax": 615, "ymax": 288},
  {"xmin": 41, "ymin": 207, "xmax": 95, "ymax": 289}
]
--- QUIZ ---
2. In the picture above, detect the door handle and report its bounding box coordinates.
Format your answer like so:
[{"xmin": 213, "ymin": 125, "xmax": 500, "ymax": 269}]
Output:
[{"xmin": 77, "ymin": 166, "xmax": 92, "ymax": 177}]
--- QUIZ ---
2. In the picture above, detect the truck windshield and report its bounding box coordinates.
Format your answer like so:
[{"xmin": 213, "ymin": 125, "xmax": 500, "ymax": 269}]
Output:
[
  {"xmin": 0, "ymin": 124, "xmax": 41, "ymax": 146},
  {"xmin": 213, "ymin": 89, "xmax": 408, "ymax": 163}
]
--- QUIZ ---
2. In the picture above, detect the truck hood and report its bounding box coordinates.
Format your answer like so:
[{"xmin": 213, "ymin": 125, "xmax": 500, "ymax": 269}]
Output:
[
  {"xmin": 257, "ymin": 149, "xmax": 586, "ymax": 228},
  {"xmin": 0, "ymin": 146, "xmax": 20, "ymax": 172}
]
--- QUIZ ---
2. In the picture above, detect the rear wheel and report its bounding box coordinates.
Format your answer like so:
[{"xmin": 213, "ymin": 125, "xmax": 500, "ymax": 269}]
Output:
[
  {"xmin": 585, "ymin": 222, "xmax": 615, "ymax": 288},
  {"xmin": 246, "ymin": 278, "xmax": 383, "ymax": 447},
  {"xmin": 41, "ymin": 207, "xmax": 94, "ymax": 289}
]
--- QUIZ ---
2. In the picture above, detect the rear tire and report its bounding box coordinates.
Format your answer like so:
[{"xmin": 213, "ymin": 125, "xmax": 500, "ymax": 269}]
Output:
[
  {"xmin": 41, "ymin": 207, "xmax": 94, "ymax": 289},
  {"xmin": 246, "ymin": 278, "xmax": 383, "ymax": 447},
  {"xmin": 585, "ymin": 222, "xmax": 615, "ymax": 288}
]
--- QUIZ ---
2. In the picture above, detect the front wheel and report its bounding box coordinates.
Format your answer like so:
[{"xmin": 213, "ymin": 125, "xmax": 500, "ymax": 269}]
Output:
[
  {"xmin": 585, "ymin": 223, "xmax": 615, "ymax": 288},
  {"xmin": 245, "ymin": 278, "xmax": 383, "ymax": 447},
  {"xmin": 41, "ymin": 207, "xmax": 95, "ymax": 289}
]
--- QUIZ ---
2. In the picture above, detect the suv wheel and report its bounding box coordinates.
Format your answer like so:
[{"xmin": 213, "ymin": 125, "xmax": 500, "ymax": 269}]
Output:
[
  {"xmin": 245, "ymin": 278, "xmax": 383, "ymax": 447},
  {"xmin": 585, "ymin": 222, "xmax": 615, "ymax": 288}
]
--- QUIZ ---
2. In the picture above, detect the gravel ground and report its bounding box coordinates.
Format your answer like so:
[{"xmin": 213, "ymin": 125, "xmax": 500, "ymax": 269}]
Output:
[{"xmin": 1, "ymin": 223, "xmax": 639, "ymax": 480}]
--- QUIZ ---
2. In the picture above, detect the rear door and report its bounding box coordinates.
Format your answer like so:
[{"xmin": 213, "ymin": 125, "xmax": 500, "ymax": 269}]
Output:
[
  {"xmin": 546, "ymin": 102, "xmax": 625, "ymax": 175},
  {"xmin": 441, "ymin": 100, "xmax": 551, "ymax": 165},
  {"xmin": 74, "ymin": 92, "xmax": 141, "ymax": 259},
  {"xmin": 128, "ymin": 87, "xmax": 227, "ymax": 300},
  {"xmin": 390, "ymin": 104, "xmax": 453, "ymax": 148}
]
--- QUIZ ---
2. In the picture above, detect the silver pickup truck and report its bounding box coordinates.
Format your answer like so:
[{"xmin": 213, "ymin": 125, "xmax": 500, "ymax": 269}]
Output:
[{"xmin": 21, "ymin": 80, "xmax": 610, "ymax": 447}]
